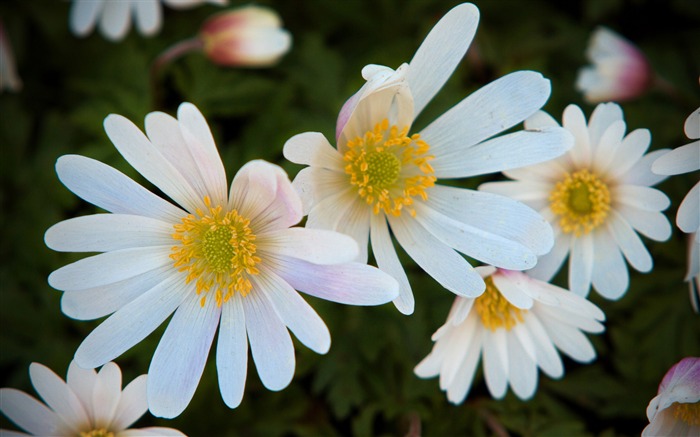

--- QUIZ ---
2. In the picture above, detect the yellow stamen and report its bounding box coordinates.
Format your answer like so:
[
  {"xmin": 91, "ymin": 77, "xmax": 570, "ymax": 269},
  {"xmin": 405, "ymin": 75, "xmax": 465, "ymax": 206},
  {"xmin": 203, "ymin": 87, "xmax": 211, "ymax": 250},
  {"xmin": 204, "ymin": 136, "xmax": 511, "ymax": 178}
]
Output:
[
  {"xmin": 343, "ymin": 119, "xmax": 436, "ymax": 217},
  {"xmin": 474, "ymin": 276, "xmax": 526, "ymax": 331},
  {"xmin": 170, "ymin": 196, "xmax": 260, "ymax": 307},
  {"xmin": 549, "ymin": 169, "xmax": 611, "ymax": 236},
  {"xmin": 672, "ymin": 401, "xmax": 700, "ymax": 426},
  {"xmin": 80, "ymin": 429, "xmax": 114, "ymax": 437}
]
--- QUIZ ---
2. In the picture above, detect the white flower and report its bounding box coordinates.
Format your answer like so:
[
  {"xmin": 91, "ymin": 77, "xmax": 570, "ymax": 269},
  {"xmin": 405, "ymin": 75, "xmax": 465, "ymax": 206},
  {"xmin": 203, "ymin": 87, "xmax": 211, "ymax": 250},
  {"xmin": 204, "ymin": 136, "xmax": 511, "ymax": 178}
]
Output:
[
  {"xmin": 0, "ymin": 360, "xmax": 184, "ymax": 436},
  {"xmin": 643, "ymin": 357, "xmax": 700, "ymax": 436},
  {"xmin": 414, "ymin": 266, "xmax": 605, "ymax": 403},
  {"xmin": 70, "ymin": 0, "xmax": 227, "ymax": 41},
  {"xmin": 576, "ymin": 26, "xmax": 652, "ymax": 103},
  {"xmin": 652, "ymin": 108, "xmax": 700, "ymax": 310},
  {"xmin": 481, "ymin": 103, "xmax": 672, "ymax": 299},
  {"xmin": 0, "ymin": 20, "xmax": 22, "ymax": 93},
  {"xmin": 283, "ymin": 2, "xmax": 573, "ymax": 315},
  {"xmin": 45, "ymin": 103, "xmax": 398, "ymax": 418}
]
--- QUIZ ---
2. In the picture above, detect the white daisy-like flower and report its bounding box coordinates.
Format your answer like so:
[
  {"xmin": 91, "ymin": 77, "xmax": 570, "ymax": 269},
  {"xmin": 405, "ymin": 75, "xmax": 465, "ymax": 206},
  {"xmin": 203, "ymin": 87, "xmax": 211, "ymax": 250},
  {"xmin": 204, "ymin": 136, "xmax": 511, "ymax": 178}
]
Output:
[
  {"xmin": 283, "ymin": 2, "xmax": 573, "ymax": 314},
  {"xmin": 0, "ymin": 360, "xmax": 184, "ymax": 436},
  {"xmin": 481, "ymin": 103, "xmax": 672, "ymax": 299},
  {"xmin": 643, "ymin": 357, "xmax": 700, "ymax": 436},
  {"xmin": 414, "ymin": 266, "xmax": 605, "ymax": 403},
  {"xmin": 575, "ymin": 26, "xmax": 652, "ymax": 103},
  {"xmin": 652, "ymin": 108, "xmax": 700, "ymax": 311},
  {"xmin": 70, "ymin": 0, "xmax": 227, "ymax": 41},
  {"xmin": 44, "ymin": 103, "xmax": 399, "ymax": 418}
]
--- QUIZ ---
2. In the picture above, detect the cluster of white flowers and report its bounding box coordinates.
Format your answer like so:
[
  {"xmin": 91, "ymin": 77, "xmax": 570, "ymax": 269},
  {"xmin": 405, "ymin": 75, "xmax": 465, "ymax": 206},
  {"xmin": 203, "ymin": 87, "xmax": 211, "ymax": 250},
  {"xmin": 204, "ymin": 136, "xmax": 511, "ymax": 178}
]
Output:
[{"xmin": 2, "ymin": 2, "xmax": 697, "ymax": 436}]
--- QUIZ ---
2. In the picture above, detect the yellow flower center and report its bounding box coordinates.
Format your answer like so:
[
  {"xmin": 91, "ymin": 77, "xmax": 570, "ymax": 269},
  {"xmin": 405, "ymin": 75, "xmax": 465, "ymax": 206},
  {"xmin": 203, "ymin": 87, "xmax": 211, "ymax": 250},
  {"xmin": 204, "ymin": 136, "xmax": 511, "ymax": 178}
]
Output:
[
  {"xmin": 474, "ymin": 276, "xmax": 526, "ymax": 331},
  {"xmin": 343, "ymin": 119, "xmax": 436, "ymax": 217},
  {"xmin": 549, "ymin": 169, "xmax": 611, "ymax": 236},
  {"xmin": 672, "ymin": 401, "xmax": 700, "ymax": 426},
  {"xmin": 79, "ymin": 429, "xmax": 114, "ymax": 437},
  {"xmin": 170, "ymin": 196, "xmax": 260, "ymax": 307}
]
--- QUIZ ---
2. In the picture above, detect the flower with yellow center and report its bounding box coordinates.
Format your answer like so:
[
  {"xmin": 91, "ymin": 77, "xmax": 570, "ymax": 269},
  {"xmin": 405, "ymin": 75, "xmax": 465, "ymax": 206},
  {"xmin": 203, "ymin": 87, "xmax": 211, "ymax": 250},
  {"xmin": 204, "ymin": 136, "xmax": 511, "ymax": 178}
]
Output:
[
  {"xmin": 415, "ymin": 266, "xmax": 605, "ymax": 403},
  {"xmin": 0, "ymin": 361, "xmax": 184, "ymax": 436},
  {"xmin": 284, "ymin": 3, "xmax": 574, "ymax": 314},
  {"xmin": 644, "ymin": 357, "xmax": 700, "ymax": 436},
  {"xmin": 45, "ymin": 103, "xmax": 399, "ymax": 418},
  {"xmin": 481, "ymin": 102, "xmax": 672, "ymax": 299}
]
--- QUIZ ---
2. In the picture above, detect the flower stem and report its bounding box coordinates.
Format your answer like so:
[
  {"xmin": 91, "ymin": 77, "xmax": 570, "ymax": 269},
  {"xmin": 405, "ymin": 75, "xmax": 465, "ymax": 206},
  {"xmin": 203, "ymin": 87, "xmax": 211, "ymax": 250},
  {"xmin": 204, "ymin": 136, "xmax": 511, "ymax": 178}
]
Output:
[{"xmin": 150, "ymin": 37, "xmax": 204, "ymax": 108}]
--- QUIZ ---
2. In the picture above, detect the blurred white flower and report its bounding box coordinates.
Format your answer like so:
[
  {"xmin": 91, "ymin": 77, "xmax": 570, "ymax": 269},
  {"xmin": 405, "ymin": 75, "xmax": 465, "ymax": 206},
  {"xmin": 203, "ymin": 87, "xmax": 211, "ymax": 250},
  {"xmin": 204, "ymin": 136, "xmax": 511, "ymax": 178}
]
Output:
[
  {"xmin": 200, "ymin": 6, "xmax": 291, "ymax": 67},
  {"xmin": 283, "ymin": 3, "xmax": 573, "ymax": 315},
  {"xmin": 0, "ymin": 20, "xmax": 22, "ymax": 93},
  {"xmin": 652, "ymin": 107, "xmax": 700, "ymax": 311},
  {"xmin": 70, "ymin": 0, "xmax": 227, "ymax": 41},
  {"xmin": 481, "ymin": 103, "xmax": 672, "ymax": 299},
  {"xmin": 45, "ymin": 103, "xmax": 398, "ymax": 418},
  {"xmin": 0, "ymin": 360, "xmax": 184, "ymax": 436},
  {"xmin": 415, "ymin": 266, "xmax": 605, "ymax": 403},
  {"xmin": 576, "ymin": 26, "xmax": 652, "ymax": 103},
  {"xmin": 643, "ymin": 357, "xmax": 700, "ymax": 436}
]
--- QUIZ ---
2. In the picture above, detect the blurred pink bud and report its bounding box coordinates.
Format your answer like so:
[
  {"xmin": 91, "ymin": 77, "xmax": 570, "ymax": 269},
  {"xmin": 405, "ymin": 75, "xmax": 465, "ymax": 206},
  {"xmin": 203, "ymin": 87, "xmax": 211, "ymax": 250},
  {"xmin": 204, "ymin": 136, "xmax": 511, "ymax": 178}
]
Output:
[
  {"xmin": 200, "ymin": 6, "xmax": 291, "ymax": 67},
  {"xmin": 0, "ymin": 21, "xmax": 22, "ymax": 93},
  {"xmin": 576, "ymin": 27, "xmax": 652, "ymax": 103}
]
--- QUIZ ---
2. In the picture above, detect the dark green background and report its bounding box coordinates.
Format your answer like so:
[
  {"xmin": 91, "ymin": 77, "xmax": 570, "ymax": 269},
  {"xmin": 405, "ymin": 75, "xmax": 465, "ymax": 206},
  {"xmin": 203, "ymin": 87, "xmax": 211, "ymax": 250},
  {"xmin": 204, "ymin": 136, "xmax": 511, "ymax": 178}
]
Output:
[{"xmin": 1, "ymin": 0, "xmax": 699, "ymax": 435}]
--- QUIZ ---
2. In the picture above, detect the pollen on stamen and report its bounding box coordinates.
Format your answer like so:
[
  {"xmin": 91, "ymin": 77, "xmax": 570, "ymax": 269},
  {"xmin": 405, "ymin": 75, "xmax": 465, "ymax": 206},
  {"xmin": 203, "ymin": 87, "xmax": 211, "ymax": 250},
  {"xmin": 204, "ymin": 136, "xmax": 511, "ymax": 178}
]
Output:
[
  {"xmin": 170, "ymin": 196, "xmax": 260, "ymax": 307},
  {"xmin": 474, "ymin": 276, "xmax": 526, "ymax": 331},
  {"xmin": 549, "ymin": 169, "xmax": 611, "ymax": 236},
  {"xmin": 343, "ymin": 119, "xmax": 436, "ymax": 217}
]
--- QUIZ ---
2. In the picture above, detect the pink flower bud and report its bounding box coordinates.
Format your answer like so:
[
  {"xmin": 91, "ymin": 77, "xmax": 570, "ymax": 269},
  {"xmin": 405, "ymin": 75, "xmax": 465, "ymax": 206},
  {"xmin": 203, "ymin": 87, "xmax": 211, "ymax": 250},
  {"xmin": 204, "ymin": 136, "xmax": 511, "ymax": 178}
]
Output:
[
  {"xmin": 200, "ymin": 6, "xmax": 291, "ymax": 67},
  {"xmin": 576, "ymin": 27, "xmax": 652, "ymax": 103}
]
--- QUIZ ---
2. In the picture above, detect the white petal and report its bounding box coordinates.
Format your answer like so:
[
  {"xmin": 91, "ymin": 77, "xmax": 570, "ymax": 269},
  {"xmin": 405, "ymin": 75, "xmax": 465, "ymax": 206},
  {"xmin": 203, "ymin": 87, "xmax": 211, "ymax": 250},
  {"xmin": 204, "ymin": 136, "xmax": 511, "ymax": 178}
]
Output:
[
  {"xmin": 492, "ymin": 273, "xmax": 534, "ymax": 309},
  {"xmin": 428, "ymin": 185, "xmax": 554, "ymax": 256},
  {"xmin": 283, "ymin": 132, "xmax": 344, "ymax": 171},
  {"xmin": 569, "ymin": 234, "xmax": 594, "ymax": 297},
  {"xmin": 56, "ymin": 155, "xmax": 185, "ymax": 222},
  {"xmin": 148, "ymin": 295, "xmax": 221, "ymax": 419},
  {"xmin": 540, "ymin": 319, "xmax": 596, "ymax": 363},
  {"xmin": 290, "ymin": 167, "xmax": 347, "ymax": 214},
  {"xmin": 421, "ymin": 71, "xmax": 551, "ymax": 156},
  {"xmin": 111, "ymin": 375, "xmax": 148, "ymax": 431},
  {"xmin": 478, "ymin": 180, "xmax": 552, "ymax": 207},
  {"xmin": 618, "ymin": 205, "xmax": 672, "ymax": 241},
  {"xmin": 274, "ymin": 257, "xmax": 398, "ymax": 305},
  {"xmin": 216, "ymin": 295, "xmax": 248, "ymax": 409},
  {"xmin": 503, "ymin": 158, "xmax": 568, "ymax": 183},
  {"xmin": 370, "ymin": 213, "xmax": 414, "ymax": 314},
  {"xmin": 334, "ymin": 202, "xmax": 370, "ymax": 263},
  {"xmin": 482, "ymin": 329, "xmax": 508, "ymax": 399},
  {"xmin": 678, "ymin": 182, "xmax": 700, "ymax": 234},
  {"xmin": 29, "ymin": 363, "xmax": 88, "ymax": 433},
  {"xmin": 439, "ymin": 315, "xmax": 478, "ymax": 389},
  {"xmin": 607, "ymin": 212, "xmax": 653, "ymax": 272},
  {"xmin": 0, "ymin": 388, "xmax": 61, "ymax": 436},
  {"xmin": 0, "ymin": 428, "xmax": 33, "ymax": 436},
  {"xmin": 526, "ymin": 228, "xmax": 571, "ymax": 282},
  {"xmin": 621, "ymin": 148, "xmax": 670, "ymax": 187},
  {"xmin": 70, "ymin": 0, "xmax": 104, "ymax": 36},
  {"xmin": 446, "ymin": 330, "xmax": 482, "ymax": 404},
  {"xmin": 606, "ymin": 128, "xmax": 650, "ymax": 178},
  {"xmin": 243, "ymin": 290, "xmax": 295, "ymax": 391},
  {"xmin": 587, "ymin": 102, "xmax": 624, "ymax": 151},
  {"xmin": 652, "ymin": 141, "xmax": 700, "ymax": 175},
  {"xmin": 61, "ymin": 266, "xmax": 172, "ymax": 321},
  {"xmin": 407, "ymin": 3, "xmax": 479, "ymax": 118},
  {"xmin": 562, "ymin": 104, "xmax": 591, "ymax": 168},
  {"xmin": 523, "ymin": 315, "xmax": 563, "ymax": 378},
  {"xmin": 45, "ymin": 214, "xmax": 173, "ymax": 253},
  {"xmin": 306, "ymin": 187, "xmax": 360, "ymax": 231},
  {"xmin": 590, "ymin": 230, "xmax": 629, "ymax": 300},
  {"xmin": 388, "ymin": 213, "xmax": 484, "ymax": 297},
  {"xmin": 105, "ymin": 114, "xmax": 207, "ymax": 213},
  {"xmin": 133, "ymin": 0, "xmax": 161, "ymax": 35},
  {"xmin": 432, "ymin": 127, "xmax": 573, "ymax": 179},
  {"xmin": 259, "ymin": 228, "xmax": 358, "ymax": 265},
  {"xmin": 592, "ymin": 120, "xmax": 627, "ymax": 173},
  {"xmin": 256, "ymin": 269, "xmax": 331, "ymax": 354},
  {"xmin": 66, "ymin": 362, "xmax": 97, "ymax": 420},
  {"xmin": 48, "ymin": 247, "xmax": 172, "ymax": 291},
  {"xmin": 92, "ymin": 362, "xmax": 122, "ymax": 428},
  {"xmin": 119, "ymin": 428, "xmax": 186, "ymax": 436},
  {"xmin": 524, "ymin": 110, "xmax": 560, "ymax": 129},
  {"xmin": 74, "ymin": 274, "xmax": 189, "ymax": 368},
  {"xmin": 413, "ymin": 202, "xmax": 538, "ymax": 270},
  {"xmin": 99, "ymin": 0, "xmax": 132, "ymax": 41},
  {"xmin": 536, "ymin": 304, "xmax": 605, "ymax": 333},
  {"xmin": 616, "ymin": 185, "xmax": 670, "ymax": 212},
  {"xmin": 507, "ymin": 333, "xmax": 538, "ymax": 400}
]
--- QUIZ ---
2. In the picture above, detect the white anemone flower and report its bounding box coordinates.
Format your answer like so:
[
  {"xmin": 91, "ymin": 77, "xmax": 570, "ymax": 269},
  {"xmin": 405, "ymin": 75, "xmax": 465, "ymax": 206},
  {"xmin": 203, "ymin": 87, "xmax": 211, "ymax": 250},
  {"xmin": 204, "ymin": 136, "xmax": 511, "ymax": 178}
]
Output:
[
  {"xmin": 70, "ymin": 0, "xmax": 227, "ymax": 41},
  {"xmin": 414, "ymin": 266, "xmax": 605, "ymax": 403},
  {"xmin": 643, "ymin": 357, "xmax": 700, "ymax": 436},
  {"xmin": 652, "ymin": 108, "xmax": 700, "ymax": 311},
  {"xmin": 283, "ymin": 2, "xmax": 573, "ymax": 314},
  {"xmin": 44, "ymin": 103, "xmax": 399, "ymax": 418},
  {"xmin": 0, "ymin": 360, "xmax": 184, "ymax": 436},
  {"xmin": 481, "ymin": 103, "xmax": 672, "ymax": 299}
]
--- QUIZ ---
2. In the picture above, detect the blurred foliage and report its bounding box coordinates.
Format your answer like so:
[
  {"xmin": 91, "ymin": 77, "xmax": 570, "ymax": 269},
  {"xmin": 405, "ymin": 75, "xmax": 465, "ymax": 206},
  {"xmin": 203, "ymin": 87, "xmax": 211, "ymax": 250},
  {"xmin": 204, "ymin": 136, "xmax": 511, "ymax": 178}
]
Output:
[{"xmin": 1, "ymin": 0, "xmax": 699, "ymax": 436}]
